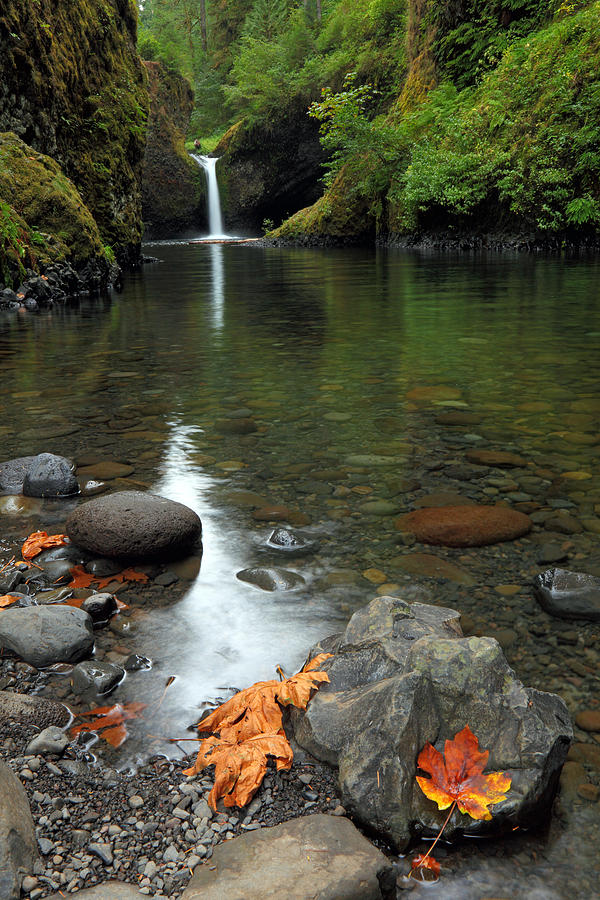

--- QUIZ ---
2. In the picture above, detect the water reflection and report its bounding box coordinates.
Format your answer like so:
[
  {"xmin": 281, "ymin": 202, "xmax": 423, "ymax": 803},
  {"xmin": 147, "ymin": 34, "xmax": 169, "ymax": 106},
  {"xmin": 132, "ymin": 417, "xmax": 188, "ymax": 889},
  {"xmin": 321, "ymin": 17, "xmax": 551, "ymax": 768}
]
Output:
[{"xmin": 209, "ymin": 244, "xmax": 224, "ymax": 329}]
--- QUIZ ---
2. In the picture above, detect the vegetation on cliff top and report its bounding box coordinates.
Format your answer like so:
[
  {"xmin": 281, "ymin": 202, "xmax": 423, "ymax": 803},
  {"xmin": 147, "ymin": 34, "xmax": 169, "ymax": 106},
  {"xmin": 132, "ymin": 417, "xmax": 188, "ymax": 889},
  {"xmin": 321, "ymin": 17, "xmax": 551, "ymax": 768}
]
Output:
[{"xmin": 139, "ymin": 0, "xmax": 600, "ymax": 242}]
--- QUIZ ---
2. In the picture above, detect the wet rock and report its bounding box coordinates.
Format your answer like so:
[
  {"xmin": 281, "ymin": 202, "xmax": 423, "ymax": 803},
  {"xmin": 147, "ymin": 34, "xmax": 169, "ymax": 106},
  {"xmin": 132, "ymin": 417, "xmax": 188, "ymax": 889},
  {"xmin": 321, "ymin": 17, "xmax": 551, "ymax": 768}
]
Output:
[
  {"xmin": 66, "ymin": 490, "xmax": 202, "ymax": 561},
  {"xmin": 390, "ymin": 552, "xmax": 476, "ymax": 586},
  {"xmin": 85, "ymin": 559, "xmax": 123, "ymax": 577},
  {"xmin": 0, "ymin": 606, "xmax": 94, "ymax": 667},
  {"xmin": 181, "ymin": 814, "xmax": 393, "ymax": 900},
  {"xmin": 80, "ymin": 590, "xmax": 118, "ymax": 625},
  {"xmin": 71, "ymin": 660, "xmax": 124, "ymax": 695},
  {"xmin": 536, "ymin": 543, "xmax": 569, "ymax": 564},
  {"xmin": 575, "ymin": 710, "xmax": 600, "ymax": 732},
  {"xmin": 77, "ymin": 461, "xmax": 135, "ymax": 481},
  {"xmin": 0, "ymin": 691, "xmax": 69, "ymax": 728},
  {"xmin": 25, "ymin": 726, "xmax": 69, "ymax": 756},
  {"xmin": 0, "ymin": 456, "xmax": 37, "ymax": 494},
  {"xmin": 395, "ymin": 505, "xmax": 532, "ymax": 547},
  {"xmin": 215, "ymin": 417, "xmax": 258, "ymax": 434},
  {"xmin": 292, "ymin": 597, "xmax": 572, "ymax": 850},
  {"xmin": 252, "ymin": 505, "xmax": 290, "ymax": 522},
  {"xmin": 236, "ymin": 567, "xmax": 306, "ymax": 592},
  {"xmin": 413, "ymin": 491, "xmax": 476, "ymax": 508},
  {"xmin": 22, "ymin": 453, "xmax": 79, "ymax": 497},
  {"xmin": 406, "ymin": 385, "xmax": 462, "ymax": 403},
  {"xmin": 266, "ymin": 528, "xmax": 318, "ymax": 557},
  {"xmin": 435, "ymin": 411, "xmax": 483, "ymax": 425},
  {"xmin": 124, "ymin": 653, "xmax": 152, "ymax": 671},
  {"xmin": 0, "ymin": 761, "xmax": 37, "ymax": 900},
  {"xmin": 543, "ymin": 514, "xmax": 583, "ymax": 534},
  {"xmin": 533, "ymin": 569, "xmax": 600, "ymax": 621},
  {"xmin": 465, "ymin": 450, "xmax": 528, "ymax": 468}
]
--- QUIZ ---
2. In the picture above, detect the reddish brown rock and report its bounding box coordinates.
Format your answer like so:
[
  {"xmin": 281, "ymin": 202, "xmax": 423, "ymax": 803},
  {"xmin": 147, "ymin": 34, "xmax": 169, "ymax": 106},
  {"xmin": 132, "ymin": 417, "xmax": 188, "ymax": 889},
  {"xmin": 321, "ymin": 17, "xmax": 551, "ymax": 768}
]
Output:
[
  {"xmin": 395, "ymin": 505, "xmax": 532, "ymax": 548},
  {"xmin": 575, "ymin": 710, "xmax": 600, "ymax": 732},
  {"xmin": 466, "ymin": 449, "xmax": 528, "ymax": 468},
  {"xmin": 252, "ymin": 505, "xmax": 290, "ymax": 522}
]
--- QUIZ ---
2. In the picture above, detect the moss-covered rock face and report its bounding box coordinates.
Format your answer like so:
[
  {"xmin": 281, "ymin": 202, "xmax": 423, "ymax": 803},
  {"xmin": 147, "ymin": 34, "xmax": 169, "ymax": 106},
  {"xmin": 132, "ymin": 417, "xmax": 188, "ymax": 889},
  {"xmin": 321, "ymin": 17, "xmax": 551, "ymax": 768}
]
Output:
[
  {"xmin": 141, "ymin": 62, "xmax": 206, "ymax": 238},
  {"xmin": 0, "ymin": 0, "xmax": 148, "ymax": 264},
  {"xmin": 0, "ymin": 133, "xmax": 108, "ymax": 288},
  {"xmin": 214, "ymin": 113, "xmax": 325, "ymax": 233}
]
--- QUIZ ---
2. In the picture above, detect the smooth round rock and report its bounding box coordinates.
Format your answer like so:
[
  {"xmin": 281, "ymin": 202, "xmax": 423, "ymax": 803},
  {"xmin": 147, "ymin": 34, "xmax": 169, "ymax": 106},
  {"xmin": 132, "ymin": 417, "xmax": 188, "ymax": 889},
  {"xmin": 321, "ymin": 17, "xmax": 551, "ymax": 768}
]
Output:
[
  {"xmin": 266, "ymin": 528, "xmax": 318, "ymax": 557},
  {"xmin": 0, "ymin": 606, "xmax": 94, "ymax": 668},
  {"xmin": 395, "ymin": 505, "xmax": 532, "ymax": 547},
  {"xmin": 25, "ymin": 726, "xmax": 69, "ymax": 756},
  {"xmin": 71, "ymin": 660, "xmax": 124, "ymax": 695},
  {"xmin": 575, "ymin": 710, "xmax": 600, "ymax": 732},
  {"xmin": 66, "ymin": 490, "xmax": 202, "ymax": 561},
  {"xmin": 465, "ymin": 449, "xmax": 528, "ymax": 468},
  {"xmin": 22, "ymin": 453, "xmax": 79, "ymax": 497},
  {"xmin": 236, "ymin": 567, "xmax": 305, "ymax": 592}
]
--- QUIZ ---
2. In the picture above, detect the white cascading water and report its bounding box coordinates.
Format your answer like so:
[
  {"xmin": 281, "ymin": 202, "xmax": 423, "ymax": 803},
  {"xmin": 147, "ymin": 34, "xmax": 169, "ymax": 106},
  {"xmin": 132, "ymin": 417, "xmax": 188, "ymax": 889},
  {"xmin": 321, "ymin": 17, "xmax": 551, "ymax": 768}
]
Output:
[{"xmin": 191, "ymin": 154, "xmax": 226, "ymax": 238}]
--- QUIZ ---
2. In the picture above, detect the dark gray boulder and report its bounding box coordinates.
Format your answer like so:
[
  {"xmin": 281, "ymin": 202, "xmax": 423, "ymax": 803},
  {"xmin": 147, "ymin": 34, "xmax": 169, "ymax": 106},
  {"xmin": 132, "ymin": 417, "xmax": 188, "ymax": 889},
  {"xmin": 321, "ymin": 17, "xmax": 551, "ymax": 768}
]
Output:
[
  {"xmin": 66, "ymin": 491, "xmax": 202, "ymax": 561},
  {"xmin": 181, "ymin": 814, "xmax": 394, "ymax": 900},
  {"xmin": 22, "ymin": 453, "xmax": 79, "ymax": 497},
  {"xmin": 533, "ymin": 568, "xmax": 600, "ymax": 621},
  {"xmin": 236, "ymin": 567, "xmax": 305, "ymax": 592},
  {"xmin": 266, "ymin": 528, "xmax": 318, "ymax": 557},
  {"xmin": 0, "ymin": 456, "xmax": 37, "ymax": 494},
  {"xmin": 0, "ymin": 606, "xmax": 94, "ymax": 668},
  {"xmin": 80, "ymin": 592, "xmax": 118, "ymax": 626},
  {"xmin": 0, "ymin": 761, "xmax": 37, "ymax": 900},
  {"xmin": 291, "ymin": 597, "xmax": 572, "ymax": 851}
]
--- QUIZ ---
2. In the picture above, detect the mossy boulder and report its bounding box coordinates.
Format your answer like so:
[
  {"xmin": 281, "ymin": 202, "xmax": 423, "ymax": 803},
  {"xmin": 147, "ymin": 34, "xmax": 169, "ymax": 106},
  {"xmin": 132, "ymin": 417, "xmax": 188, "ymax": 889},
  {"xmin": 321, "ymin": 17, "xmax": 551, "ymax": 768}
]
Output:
[
  {"xmin": 214, "ymin": 112, "xmax": 325, "ymax": 232},
  {"xmin": 141, "ymin": 61, "xmax": 206, "ymax": 238},
  {"xmin": 273, "ymin": 163, "xmax": 376, "ymax": 245},
  {"xmin": 0, "ymin": 133, "xmax": 108, "ymax": 288},
  {"xmin": 0, "ymin": 0, "xmax": 148, "ymax": 264}
]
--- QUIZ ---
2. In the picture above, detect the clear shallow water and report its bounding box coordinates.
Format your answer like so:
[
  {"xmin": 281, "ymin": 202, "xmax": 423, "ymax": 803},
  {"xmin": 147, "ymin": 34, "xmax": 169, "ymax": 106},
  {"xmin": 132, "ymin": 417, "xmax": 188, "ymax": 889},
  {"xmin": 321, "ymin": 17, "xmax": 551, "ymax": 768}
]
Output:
[{"xmin": 1, "ymin": 244, "xmax": 599, "ymax": 894}]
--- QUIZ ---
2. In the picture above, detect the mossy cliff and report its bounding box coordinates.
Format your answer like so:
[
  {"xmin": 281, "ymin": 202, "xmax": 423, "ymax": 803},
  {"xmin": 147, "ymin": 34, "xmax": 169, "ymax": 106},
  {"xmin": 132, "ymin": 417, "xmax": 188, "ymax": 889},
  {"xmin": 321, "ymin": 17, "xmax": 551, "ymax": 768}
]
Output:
[
  {"xmin": 0, "ymin": 0, "xmax": 148, "ymax": 268},
  {"xmin": 214, "ymin": 113, "xmax": 325, "ymax": 233},
  {"xmin": 141, "ymin": 62, "xmax": 206, "ymax": 238},
  {"xmin": 0, "ymin": 133, "xmax": 108, "ymax": 289},
  {"xmin": 274, "ymin": 0, "xmax": 600, "ymax": 247}
]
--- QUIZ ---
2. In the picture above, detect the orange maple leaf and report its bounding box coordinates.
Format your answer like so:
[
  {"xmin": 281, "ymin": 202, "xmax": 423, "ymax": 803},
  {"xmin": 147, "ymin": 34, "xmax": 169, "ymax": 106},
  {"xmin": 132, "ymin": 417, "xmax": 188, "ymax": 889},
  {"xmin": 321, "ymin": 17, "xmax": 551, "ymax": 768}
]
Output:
[
  {"xmin": 22, "ymin": 531, "xmax": 68, "ymax": 560},
  {"xmin": 183, "ymin": 653, "xmax": 332, "ymax": 808},
  {"xmin": 70, "ymin": 702, "xmax": 147, "ymax": 748},
  {"xmin": 416, "ymin": 724, "xmax": 511, "ymax": 821},
  {"xmin": 0, "ymin": 594, "xmax": 18, "ymax": 608}
]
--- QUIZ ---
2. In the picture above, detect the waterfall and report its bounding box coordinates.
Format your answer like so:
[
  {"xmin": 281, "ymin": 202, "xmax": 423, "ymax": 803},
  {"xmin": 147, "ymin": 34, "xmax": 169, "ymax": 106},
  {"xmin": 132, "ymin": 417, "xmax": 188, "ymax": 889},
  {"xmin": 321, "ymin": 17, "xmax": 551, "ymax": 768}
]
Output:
[{"xmin": 191, "ymin": 154, "xmax": 226, "ymax": 238}]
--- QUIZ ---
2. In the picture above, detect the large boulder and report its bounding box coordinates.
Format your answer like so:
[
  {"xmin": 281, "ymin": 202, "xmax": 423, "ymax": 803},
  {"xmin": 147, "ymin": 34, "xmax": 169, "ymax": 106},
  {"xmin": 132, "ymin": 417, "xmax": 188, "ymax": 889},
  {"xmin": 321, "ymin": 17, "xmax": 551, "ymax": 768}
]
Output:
[
  {"xmin": 66, "ymin": 490, "xmax": 202, "ymax": 561},
  {"xmin": 181, "ymin": 814, "xmax": 394, "ymax": 900},
  {"xmin": 291, "ymin": 597, "xmax": 572, "ymax": 851},
  {"xmin": 0, "ymin": 761, "xmax": 37, "ymax": 900},
  {"xmin": 22, "ymin": 452, "xmax": 79, "ymax": 497},
  {"xmin": 0, "ymin": 691, "xmax": 70, "ymax": 728},
  {"xmin": 395, "ymin": 504, "xmax": 532, "ymax": 547},
  {"xmin": 533, "ymin": 568, "xmax": 600, "ymax": 621},
  {"xmin": 0, "ymin": 606, "xmax": 94, "ymax": 668},
  {"xmin": 0, "ymin": 456, "xmax": 37, "ymax": 494}
]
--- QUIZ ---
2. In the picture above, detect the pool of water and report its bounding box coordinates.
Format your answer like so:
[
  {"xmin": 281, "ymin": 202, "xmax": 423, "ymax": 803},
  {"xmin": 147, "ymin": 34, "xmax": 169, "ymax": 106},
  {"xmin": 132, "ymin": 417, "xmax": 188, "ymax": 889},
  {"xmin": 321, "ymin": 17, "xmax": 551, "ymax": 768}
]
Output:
[{"xmin": 1, "ymin": 243, "xmax": 599, "ymax": 895}]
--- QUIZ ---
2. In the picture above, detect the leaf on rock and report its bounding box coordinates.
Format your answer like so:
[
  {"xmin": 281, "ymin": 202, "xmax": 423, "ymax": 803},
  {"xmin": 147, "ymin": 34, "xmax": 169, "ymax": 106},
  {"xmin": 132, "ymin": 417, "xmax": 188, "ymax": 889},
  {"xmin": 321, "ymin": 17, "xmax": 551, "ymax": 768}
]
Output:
[
  {"xmin": 183, "ymin": 654, "xmax": 332, "ymax": 809},
  {"xmin": 70, "ymin": 702, "xmax": 146, "ymax": 747},
  {"xmin": 22, "ymin": 531, "xmax": 68, "ymax": 560},
  {"xmin": 0, "ymin": 594, "xmax": 18, "ymax": 608},
  {"xmin": 416, "ymin": 724, "xmax": 511, "ymax": 821}
]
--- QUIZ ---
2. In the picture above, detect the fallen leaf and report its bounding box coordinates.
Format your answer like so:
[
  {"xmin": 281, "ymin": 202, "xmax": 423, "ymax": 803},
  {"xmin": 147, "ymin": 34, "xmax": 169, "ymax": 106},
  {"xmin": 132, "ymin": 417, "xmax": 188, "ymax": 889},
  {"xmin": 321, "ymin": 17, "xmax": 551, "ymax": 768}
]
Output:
[
  {"xmin": 416, "ymin": 725, "xmax": 511, "ymax": 821},
  {"xmin": 411, "ymin": 854, "xmax": 441, "ymax": 876},
  {"xmin": 22, "ymin": 531, "xmax": 68, "ymax": 560},
  {"xmin": 67, "ymin": 565, "xmax": 149, "ymax": 591},
  {"xmin": 183, "ymin": 654, "xmax": 332, "ymax": 808},
  {"xmin": 0, "ymin": 594, "xmax": 18, "ymax": 608},
  {"xmin": 70, "ymin": 702, "xmax": 146, "ymax": 747}
]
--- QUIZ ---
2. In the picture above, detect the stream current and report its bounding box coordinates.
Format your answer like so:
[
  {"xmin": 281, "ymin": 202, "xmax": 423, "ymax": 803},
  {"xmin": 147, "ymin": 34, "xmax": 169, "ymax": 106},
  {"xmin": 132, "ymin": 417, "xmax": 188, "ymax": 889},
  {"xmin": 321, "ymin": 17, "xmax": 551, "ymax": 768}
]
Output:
[{"xmin": 1, "ymin": 242, "xmax": 599, "ymax": 896}]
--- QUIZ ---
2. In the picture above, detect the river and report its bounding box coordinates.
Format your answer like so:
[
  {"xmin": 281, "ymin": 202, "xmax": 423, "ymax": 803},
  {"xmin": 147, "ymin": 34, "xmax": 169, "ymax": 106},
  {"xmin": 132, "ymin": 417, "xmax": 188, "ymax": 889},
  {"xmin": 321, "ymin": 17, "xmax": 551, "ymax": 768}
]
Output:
[{"xmin": 1, "ymin": 242, "xmax": 599, "ymax": 896}]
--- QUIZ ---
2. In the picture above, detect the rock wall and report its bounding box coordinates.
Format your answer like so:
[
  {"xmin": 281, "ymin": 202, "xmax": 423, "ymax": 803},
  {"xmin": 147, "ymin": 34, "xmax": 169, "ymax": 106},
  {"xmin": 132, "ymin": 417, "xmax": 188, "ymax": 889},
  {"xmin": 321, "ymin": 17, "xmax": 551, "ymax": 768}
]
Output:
[
  {"xmin": 141, "ymin": 62, "xmax": 206, "ymax": 238},
  {"xmin": 0, "ymin": 0, "xmax": 148, "ymax": 265},
  {"xmin": 214, "ymin": 113, "xmax": 325, "ymax": 233}
]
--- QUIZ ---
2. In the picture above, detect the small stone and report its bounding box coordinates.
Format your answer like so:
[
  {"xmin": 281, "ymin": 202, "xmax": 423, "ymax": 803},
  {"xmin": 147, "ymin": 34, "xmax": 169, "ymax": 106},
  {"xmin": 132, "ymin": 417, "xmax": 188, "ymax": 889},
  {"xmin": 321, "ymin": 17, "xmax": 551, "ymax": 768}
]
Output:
[
  {"xmin": 128, "ymin": 795, "xmax": 144, "ymax": 809},
  {"xmin": 22, "ymin": 876, "xmax": 38, "ymax": 892},
  {"xmin": 577, "ymin": 783, "xmax": 599, "ymax": 802},
  {"xmin": 88, "ymin": 842, "xmax": 113, "ymax": 864},
  {"xmin": 26, "ymin": 726, "xmax": 69, "ymax": 756}
]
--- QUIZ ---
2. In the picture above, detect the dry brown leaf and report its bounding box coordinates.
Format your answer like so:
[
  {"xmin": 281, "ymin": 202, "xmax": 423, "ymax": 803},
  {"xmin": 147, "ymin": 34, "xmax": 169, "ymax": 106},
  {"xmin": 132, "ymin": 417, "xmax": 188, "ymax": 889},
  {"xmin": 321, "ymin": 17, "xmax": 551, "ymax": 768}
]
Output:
[
  {"xmin": 0, "ymin": 594, "xmax": 18, "ymax": 608},
  {"xmin": 70, "ymin": 702, "xmax": 146, "ymax": 748},
  {"xmin": 67, "ymin": 565, "xmax": 149, "ymax": 591},
  {"xmin": 183, "ymin": 654, "xmax": 332, "ymax": 809},
  {"xmin": 22, "ymin": 531, "xmax": 68, "ymax": 560}
]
